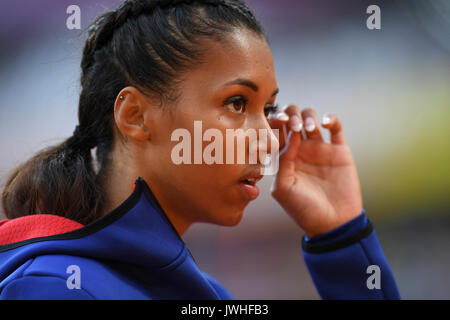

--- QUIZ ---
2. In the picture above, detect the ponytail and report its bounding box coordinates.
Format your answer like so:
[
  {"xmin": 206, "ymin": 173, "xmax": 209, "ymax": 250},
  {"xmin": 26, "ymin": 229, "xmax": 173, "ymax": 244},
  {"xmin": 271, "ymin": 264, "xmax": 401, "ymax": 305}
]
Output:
[{"xmin": 1, "ymin": 126, "xmax": 105, "ymax": 225}]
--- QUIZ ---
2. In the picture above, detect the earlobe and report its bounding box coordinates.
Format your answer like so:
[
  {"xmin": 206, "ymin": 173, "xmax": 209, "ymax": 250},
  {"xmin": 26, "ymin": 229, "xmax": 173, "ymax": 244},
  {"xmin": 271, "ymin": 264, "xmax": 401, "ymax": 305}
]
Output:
[{"xmin": 114, "ymin": 87, "xmax": 151, "ymax": 143}]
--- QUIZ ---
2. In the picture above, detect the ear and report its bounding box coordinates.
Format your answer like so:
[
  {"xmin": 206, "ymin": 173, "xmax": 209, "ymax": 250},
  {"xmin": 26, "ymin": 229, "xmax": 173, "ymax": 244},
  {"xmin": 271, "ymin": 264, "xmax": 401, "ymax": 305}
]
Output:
[{"xmin": 114, "ymin": 86, "xmax": 154, "ymax": 142}]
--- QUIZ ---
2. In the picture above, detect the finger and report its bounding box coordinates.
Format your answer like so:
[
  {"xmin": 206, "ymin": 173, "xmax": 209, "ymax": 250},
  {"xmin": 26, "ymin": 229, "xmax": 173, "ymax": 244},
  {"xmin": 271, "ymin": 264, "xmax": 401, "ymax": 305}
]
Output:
[
  {"xmin": 301, "ymin": 108, "xmax": 323, "ymax": 141},
  {"xmin": 283, "ymin": 104, "xmax": 303, "ymax": 135},
  {"xmin": 282, "ymin": 105, "xmax": 304, "ymax": 150},
  {"xmin": 268, "ymin": 109, "xmax": 290, "ymax": 148},
  {"xmin": 321, "ymin": 113, "xmax": 346, "ymax": 144},
  {"xmin": 277, "ymin": 130, "xmax": 301, "ymax": 178},
  {"xmin": 269, "ymin": 105, "xmax": 303, "ymax": 150}
]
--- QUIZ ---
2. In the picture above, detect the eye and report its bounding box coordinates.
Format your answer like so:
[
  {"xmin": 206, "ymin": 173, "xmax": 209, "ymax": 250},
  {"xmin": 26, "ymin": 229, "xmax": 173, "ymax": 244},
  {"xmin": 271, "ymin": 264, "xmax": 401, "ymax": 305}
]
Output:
[
  {"xmin": 264, "ymin": 103, "xmax": 279, "ymax": 118},
  {"xmin": 223, "ymin": 96, "xmax": 247, "ymax": 115}
]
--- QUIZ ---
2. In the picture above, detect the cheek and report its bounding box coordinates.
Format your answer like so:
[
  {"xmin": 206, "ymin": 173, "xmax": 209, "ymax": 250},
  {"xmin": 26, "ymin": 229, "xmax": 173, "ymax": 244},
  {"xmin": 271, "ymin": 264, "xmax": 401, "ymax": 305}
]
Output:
[
  {"xmin": 170, "ymin": 163, "xmax": 235, "ymax": 198},
  {"xmin": 162, "ymin": 119, "xmax": 248, "ymax": 196},
  {"xmin": 153, "ymin": 108, "xmax": 249, "ymax": 219},
  {"xmin": 167, "ymin": 161, "xmax": 247, "ymax": 218},
  {"xmin": 192, "ymin": 164, "xmax": 247, "ymax": 225}
]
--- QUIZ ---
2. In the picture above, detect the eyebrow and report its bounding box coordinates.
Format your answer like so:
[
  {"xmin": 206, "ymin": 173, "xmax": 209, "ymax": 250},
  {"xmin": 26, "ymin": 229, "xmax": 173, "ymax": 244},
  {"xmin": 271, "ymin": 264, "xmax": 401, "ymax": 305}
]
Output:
[{"xmin": 224, "ymin": 78, "xmax": 279, "ymax": 97}]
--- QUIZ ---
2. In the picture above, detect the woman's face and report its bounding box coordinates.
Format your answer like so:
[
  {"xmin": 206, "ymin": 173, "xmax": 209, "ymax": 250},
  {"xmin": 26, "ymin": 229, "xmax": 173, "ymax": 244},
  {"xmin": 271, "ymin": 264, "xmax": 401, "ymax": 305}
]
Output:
[{"xmin": 137, "ymin": 29, "xmax": 279, "ymax": 230}]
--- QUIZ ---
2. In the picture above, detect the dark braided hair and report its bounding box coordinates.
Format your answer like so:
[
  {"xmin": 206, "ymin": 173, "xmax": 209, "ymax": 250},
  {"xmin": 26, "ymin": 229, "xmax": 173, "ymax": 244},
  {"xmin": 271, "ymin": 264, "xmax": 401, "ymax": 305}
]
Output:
[{"xmin": 1, "ymin": 0, "xmax": 265, "ymax": 225}]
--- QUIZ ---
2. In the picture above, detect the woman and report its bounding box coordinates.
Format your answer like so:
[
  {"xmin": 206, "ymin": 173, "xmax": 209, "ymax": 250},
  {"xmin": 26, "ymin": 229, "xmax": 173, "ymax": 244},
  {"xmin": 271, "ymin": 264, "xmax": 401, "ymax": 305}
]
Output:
[{"xmin": 0, "ymin": 0, "xmax": 400, "ymax": 299}]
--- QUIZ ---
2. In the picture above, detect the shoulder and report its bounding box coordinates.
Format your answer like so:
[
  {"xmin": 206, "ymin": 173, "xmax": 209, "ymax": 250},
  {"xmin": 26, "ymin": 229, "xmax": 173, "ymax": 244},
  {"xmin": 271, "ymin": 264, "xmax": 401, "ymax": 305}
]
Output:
[
  {"xmin": 0, "ymin": 254, "xmax": 94, "ymax": 299},
  {"xmin": 0, "ymin": 274, "xmax": 94, "ymax": 300},
  {"xmin": 0, "ymin": 254, "xmax": 141, "ymax": 299}
]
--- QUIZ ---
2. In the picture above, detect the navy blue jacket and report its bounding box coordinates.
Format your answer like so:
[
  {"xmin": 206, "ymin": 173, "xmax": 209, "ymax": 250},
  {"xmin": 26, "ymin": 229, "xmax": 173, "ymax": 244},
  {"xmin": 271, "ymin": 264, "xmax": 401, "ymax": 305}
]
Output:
[{"xmin": 0, "ymin": 177, "xmax": 400, "ymax": 299}]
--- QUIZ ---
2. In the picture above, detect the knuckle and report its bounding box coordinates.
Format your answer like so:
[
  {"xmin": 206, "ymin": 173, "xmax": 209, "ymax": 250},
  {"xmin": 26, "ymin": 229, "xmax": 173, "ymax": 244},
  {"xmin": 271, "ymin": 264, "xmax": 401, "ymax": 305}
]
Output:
[
  {"xmin": 301, "ymin": 107, "xmax": 315, "ymax": 117},
  {"xmin": 284, "ymin": 104, "xmax": 300, "ymax": 115}
]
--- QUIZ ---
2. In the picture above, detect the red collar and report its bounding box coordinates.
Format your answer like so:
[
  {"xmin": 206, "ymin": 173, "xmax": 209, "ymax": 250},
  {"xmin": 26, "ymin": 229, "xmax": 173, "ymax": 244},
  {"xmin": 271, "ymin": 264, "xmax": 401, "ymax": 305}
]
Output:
[
  {"xmin": 0, "ymin": 183, "xmax": 137, "ymax": 246},
  {"xmin": 0, "ymin": 214, "xmax": 84, "ymax": 246}
]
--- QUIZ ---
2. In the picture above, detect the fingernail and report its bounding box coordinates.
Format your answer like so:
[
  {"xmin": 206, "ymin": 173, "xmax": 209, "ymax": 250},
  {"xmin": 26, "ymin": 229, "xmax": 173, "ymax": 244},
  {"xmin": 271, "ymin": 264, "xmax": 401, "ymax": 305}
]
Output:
[
  {"xmin": 290, "ymin": 115, "xmax": 303, "ymax": 132},
  {"xmin": 305, "ymin": 117, "xmax": 315, "ymax": 132},
  {"xmin": 276, "ymin": 111, "xmax": 289, "ymax": 121},
  {"xmin": 322, "ymin": 114, "xmax": 331, "ymax": 125}
]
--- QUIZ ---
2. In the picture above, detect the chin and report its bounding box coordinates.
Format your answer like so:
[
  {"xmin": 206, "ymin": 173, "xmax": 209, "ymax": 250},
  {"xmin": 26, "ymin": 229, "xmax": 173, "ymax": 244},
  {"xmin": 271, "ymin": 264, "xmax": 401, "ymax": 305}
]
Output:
[{"xmin": 216, "ymin": 207, "xmax": 245, "ymax": 227}]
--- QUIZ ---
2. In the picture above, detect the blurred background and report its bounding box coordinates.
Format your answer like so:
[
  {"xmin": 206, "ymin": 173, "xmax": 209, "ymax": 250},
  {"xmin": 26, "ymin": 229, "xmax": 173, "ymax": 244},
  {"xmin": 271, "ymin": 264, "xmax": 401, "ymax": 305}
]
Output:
[{"xmin": 0, "ymin": 0, "xmax": 449, "ymax": 299}]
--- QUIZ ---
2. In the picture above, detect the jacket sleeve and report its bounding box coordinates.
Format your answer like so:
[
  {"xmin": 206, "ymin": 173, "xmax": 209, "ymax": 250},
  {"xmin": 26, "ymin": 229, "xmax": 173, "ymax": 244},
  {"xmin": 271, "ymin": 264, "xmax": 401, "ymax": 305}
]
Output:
[
  {"xmin": 202, "ymin": 272, "xmax": 234, "ymax": 300},
  {"xmin": 302, "ymin": 210, "xmax": 401, "ymax": 300},
  {"xmin": 0, "ymin": 275, "xmax": 94, "ymax": 300}
]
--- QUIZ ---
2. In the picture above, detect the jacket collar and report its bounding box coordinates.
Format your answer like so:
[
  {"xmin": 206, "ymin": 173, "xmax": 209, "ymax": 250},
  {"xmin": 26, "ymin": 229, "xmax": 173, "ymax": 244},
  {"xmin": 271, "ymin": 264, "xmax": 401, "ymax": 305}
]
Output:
[{"xmin": 0, "ymin": 177, "xmax": 189, "ymax": 271}]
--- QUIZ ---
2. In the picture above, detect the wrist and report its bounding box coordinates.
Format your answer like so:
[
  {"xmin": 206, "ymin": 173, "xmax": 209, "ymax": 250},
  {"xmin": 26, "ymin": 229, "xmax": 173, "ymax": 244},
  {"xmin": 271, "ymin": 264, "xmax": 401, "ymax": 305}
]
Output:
[{"xmin": 304, "ymin": 210, "xmax": 367, "ymax": 242}]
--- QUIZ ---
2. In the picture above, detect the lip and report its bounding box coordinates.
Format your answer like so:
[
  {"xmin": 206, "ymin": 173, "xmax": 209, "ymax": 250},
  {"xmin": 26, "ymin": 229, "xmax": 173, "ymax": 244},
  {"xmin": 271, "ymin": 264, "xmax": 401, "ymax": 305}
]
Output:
[
  {"xmin": 238, "ymin": 169, "xmax": 264, "ymax": 200},
  {"xmin": 238, "ymin": 182, "xmax": 260, "ymax": 200}
]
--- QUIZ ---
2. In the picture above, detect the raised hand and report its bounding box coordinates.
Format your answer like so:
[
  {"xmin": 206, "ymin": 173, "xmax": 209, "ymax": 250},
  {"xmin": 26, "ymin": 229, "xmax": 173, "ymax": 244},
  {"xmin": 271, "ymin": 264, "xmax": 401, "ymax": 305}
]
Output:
[{"xmin": 268, "ymin": 105, "xmax": 363, "ymax": 238}]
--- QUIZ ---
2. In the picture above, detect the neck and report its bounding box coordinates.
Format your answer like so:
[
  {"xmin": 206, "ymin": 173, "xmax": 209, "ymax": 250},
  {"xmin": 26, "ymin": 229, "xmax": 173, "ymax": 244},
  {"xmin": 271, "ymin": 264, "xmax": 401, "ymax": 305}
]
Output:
[{"xmin": 98, "ymin": 156, "xmax": 193, "ymax": 237}]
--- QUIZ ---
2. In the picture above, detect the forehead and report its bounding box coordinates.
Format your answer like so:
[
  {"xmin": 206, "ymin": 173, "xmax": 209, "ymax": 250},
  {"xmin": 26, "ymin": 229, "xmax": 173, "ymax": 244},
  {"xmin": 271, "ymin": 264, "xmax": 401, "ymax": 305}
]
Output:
[{"xmin": 185, "ymin": 29, "xmax": 276, "ymax": 89}]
